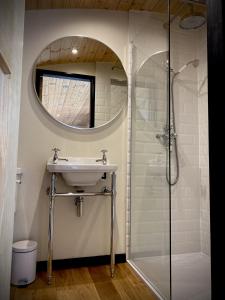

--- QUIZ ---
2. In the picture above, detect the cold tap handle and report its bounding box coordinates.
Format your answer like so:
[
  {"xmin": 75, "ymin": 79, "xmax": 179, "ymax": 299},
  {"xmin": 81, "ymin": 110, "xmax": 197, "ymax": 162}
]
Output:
[{"xmin": 52, "ymin": 148, "xmax": 61, "ymax": 163}]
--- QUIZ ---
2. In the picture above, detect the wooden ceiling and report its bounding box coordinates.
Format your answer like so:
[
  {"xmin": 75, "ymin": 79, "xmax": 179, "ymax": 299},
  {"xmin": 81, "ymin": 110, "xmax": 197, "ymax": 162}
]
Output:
[
  {"xmin": 36, "ymin": 36, "xmax": 122, "ymax": 68},
  {"xmin": 26, "ymin": 0, "xmax": 206, "ymax": 15},
  {"xmin": 31, "ymin": 0, "xmax": 206, "ymax": 67}
]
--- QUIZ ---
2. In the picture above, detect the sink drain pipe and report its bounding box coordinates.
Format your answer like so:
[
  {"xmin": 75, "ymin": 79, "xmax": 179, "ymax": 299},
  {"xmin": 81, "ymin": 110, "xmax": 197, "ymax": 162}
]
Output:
[
  {"xmin": 74, "ymin": 190, "xmax": 84, "ymax": 217},
  {"xmin": 75, "ymin": 196, "xmax": 84, "ymax": 217}
]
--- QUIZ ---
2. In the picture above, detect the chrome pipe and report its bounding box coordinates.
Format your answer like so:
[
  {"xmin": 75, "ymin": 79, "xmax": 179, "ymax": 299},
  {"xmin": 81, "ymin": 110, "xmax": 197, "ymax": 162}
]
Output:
[
  {"xmin": 47, "ymin": 173, "xmax": 56, "ymax": 284},
  {"xmin": 110, "ymin": 172, "xmax": 116, "ymax": 277},
  {"xmin": 77, "ymin": 199, "xmax": 83, "ymax": 217},
  {"xmin": 46, "ymin": 173, "xmax": 116, "ymax": 283},
  {"xmin": 75, "ymin": 196, "xmax": 84, "ymax": 217},
  {"xmin": 54, "ymin": 192, "xmax": 112, "ymax": 197}
]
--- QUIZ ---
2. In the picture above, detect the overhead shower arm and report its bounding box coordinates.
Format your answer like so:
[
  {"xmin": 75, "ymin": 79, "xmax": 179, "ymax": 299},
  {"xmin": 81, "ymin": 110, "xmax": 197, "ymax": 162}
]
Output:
[
  {"xmin": 181, "ymin": 0, "xmax": 206, "ymax": 7},
  {"xmin": 163, "ymin": 3, "xmax": 186, "ymax": 29}
]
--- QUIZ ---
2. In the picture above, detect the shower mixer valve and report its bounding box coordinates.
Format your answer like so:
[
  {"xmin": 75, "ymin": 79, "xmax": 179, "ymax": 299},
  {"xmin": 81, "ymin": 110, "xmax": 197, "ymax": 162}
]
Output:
[{"xmin": 156, "ymin": 125, "xmax": 177, "ymax": 152}]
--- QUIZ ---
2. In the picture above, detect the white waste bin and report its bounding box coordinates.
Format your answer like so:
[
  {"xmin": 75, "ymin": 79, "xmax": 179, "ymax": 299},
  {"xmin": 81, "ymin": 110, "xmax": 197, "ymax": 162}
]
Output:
[{"xmin": 11, "ymin": 240, "xmax": 37, "ymax": 286}]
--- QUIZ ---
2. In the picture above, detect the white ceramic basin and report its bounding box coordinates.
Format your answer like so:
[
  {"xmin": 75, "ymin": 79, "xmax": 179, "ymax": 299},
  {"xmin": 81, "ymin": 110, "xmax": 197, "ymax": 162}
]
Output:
[{"xmin": 47, "ymin": 157, "xmax": 117, "ymax": 186}]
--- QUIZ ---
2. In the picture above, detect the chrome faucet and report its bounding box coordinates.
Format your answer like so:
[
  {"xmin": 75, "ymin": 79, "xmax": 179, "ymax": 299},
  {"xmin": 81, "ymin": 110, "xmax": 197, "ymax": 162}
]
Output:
[
  {"xmin": 96, "ymin": 149, "xmax": 108, "ymax": 165},
  {"xmin": 52, "ymin": 148, "xmax": 68, "ymax": 164}
]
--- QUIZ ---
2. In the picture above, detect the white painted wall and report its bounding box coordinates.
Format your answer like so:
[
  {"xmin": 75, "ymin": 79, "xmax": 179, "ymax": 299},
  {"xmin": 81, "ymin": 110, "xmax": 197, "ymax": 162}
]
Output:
[
  {"xmin": 129, "ymin": 11, "xmax": 168, "ymax": 73},
  {"xmin": 0, "ymin": 0, "xmax": 24, "ymax": 298},
  {"xmin": 15, "ymin": 9, "xmax": 129, "ymax": 261}
]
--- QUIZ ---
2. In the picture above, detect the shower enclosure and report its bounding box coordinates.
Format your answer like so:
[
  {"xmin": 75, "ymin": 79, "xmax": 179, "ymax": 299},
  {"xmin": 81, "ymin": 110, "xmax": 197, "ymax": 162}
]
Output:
[{"xmin": 128, "ymin": 1, "xmax": 210, "ymax": 299}]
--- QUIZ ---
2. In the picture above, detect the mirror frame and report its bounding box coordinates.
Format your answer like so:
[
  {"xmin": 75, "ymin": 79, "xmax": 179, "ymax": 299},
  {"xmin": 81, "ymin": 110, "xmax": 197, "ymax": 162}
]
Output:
[{"xmin": 32, "ymin": 36, "xmax": 128, "ymax": 132}]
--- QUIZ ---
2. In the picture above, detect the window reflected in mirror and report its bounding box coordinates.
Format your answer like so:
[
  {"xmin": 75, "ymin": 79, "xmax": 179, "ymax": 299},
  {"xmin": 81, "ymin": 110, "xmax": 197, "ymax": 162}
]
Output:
[{"xmin": 36, "ymin": 69, "xmax": 95, "ymax": 128}]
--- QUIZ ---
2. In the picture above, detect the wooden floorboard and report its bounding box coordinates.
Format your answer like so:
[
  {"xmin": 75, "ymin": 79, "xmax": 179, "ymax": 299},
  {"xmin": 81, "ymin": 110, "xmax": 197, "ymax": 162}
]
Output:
[{"xmin": 10, "ymin": 263, "xmax": 157, "ymax": 300}]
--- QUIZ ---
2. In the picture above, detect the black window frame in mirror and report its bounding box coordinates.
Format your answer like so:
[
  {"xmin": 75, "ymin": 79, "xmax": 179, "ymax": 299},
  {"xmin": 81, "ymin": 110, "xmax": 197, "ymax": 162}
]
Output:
[{"xmin": 35, "ymin": 69, "xmax": 96, "ymax": 128}]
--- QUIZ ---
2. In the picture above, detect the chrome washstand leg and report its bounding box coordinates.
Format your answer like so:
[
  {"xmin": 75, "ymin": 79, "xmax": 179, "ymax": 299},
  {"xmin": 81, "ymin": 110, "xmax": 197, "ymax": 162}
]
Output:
[
  {"xmin": 110, "ymin": 172, "xmax": 116, "ymax": 278},
  {"xmin": 47, "ymin": 173, "xmax": 56, "ymax": 284}
]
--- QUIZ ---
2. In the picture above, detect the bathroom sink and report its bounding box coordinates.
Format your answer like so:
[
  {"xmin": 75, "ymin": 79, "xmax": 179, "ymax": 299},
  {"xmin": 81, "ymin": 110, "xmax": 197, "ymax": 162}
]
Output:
[{"xmin": 47, "ymin": 157, "xmax": 117, "ymax": 186}]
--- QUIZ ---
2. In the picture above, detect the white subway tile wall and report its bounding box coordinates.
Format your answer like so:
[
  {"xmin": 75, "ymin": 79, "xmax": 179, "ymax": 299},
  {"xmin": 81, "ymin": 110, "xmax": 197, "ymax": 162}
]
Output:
[
  {"xmin": 127, "ymin": 12, "xmax": 209, "ymax": 258},
  {"xmin": 95, "ymin": 62, "xmax": 111, "ymax": 125},
  {"xmin": 131, "ymin": 50, "xmax": 170, "ymax": 257},
  {"xmin": 198, "ymin": 28, "xmax": 210, "ymax": 255},
  {"xmin": 170, "ymin": 28, "xmax": 201, "ymax": 254},
  {"xmin": 95, "ymin": 62, "xmax": 127, "ymax": 126}
]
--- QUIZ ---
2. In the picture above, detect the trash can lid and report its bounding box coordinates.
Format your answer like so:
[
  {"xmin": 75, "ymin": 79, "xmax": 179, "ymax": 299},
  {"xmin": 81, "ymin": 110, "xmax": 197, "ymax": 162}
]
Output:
[{"xmin": 13, "ymin": 240, "xmax": 37, "ymax": 253}]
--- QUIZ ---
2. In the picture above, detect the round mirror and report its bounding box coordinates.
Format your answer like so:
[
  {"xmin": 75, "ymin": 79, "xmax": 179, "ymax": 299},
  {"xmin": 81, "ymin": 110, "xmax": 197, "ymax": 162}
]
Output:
[{"xmin": 33, "ymin": 36, "xmax": 128, "ymax": 130}]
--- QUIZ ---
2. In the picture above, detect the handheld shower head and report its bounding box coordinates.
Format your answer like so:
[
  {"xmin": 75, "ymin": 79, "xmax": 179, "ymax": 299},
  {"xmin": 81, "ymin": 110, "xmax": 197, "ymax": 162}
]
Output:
[
  {"xmin": 177, "ymin": 59, "xmax": 199, "ymax": 74},
  {"xmin": 191, "ymin": 59, "xmax": 200, "ymax": 68}
]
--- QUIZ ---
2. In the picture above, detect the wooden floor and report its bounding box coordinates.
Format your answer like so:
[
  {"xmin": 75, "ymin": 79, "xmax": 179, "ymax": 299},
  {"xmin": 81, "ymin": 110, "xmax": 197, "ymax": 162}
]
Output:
[{"xmin": 11, "ymin": 263, "xmax": 157, "ymax": 300}]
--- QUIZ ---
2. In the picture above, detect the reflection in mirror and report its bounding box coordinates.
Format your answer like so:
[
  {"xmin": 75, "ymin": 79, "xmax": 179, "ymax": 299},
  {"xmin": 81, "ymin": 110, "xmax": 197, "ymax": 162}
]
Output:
[
  {"xmin": 33, "ymin": 36, "xmax": 127, "ymax": 129},
  {"xmin": 36, "ymin": 70, "xmax": 95, "ymax": 128}
]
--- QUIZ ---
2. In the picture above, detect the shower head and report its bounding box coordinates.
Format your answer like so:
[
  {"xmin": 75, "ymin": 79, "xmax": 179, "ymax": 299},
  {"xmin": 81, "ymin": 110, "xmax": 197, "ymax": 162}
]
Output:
[
  {"xmin": 179, "ymin": 3, "xmax": 206, "ymax": 30},
  {"xmin": 179, "ymin": 13, "xmax": 206, "ymax": 30},
  {"xmin": 176, "ymin": 59, "xmax": 199, "ymax": 74}
]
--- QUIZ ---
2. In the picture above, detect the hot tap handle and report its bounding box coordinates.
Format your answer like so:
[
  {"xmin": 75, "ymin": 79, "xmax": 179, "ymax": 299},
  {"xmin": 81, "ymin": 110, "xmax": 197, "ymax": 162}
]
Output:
[{"xmin": 52, "ymin": 148, "xmax": 60, "ymax": 154}]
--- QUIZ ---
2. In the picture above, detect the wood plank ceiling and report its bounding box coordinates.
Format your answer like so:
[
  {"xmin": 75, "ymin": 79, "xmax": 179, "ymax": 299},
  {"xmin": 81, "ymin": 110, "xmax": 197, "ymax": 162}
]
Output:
[
  {"xmin": 36, "ymin": 36, "xmax": 122, "ymax": 68},
  {"xmin": 26, "ymin": 0, "xmax": 206, "ymax": 16},
  {"xmin": 32, "ymin": 0, "xmax": 206, "ymax": 68}
]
